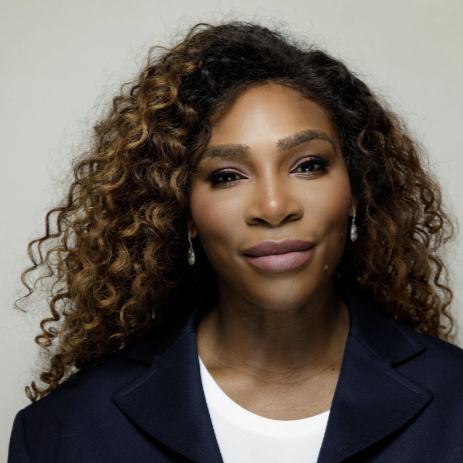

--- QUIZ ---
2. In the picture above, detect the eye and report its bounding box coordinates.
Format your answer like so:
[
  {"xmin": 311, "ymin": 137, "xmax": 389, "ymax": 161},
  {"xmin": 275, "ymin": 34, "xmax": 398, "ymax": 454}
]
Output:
[
  {"xmin": 291, "ymin": 157, "xmax": 330, "ymax": 175},
  {"xmin": 208, "ymin": 170, "xmax": 247, "ymax": 186}
]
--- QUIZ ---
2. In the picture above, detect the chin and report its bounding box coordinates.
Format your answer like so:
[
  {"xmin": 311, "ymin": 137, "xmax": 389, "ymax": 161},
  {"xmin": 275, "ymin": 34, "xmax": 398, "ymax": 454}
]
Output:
[{"xmin": 242, "ymin": 284, "xmax": 322, "ymax": 312}]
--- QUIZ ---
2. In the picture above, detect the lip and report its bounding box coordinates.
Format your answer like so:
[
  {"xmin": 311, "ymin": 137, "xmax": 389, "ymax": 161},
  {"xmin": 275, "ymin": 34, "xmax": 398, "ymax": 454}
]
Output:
[{"xmin": 243, "ymin": 239, "xmax": 315, "ymax": 272}]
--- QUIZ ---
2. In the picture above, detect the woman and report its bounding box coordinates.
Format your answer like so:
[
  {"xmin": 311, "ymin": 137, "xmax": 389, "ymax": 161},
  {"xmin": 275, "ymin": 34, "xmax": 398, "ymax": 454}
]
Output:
[{"xmin": 8, "ymin": 21, "xmax": 463, "ymax": 463}]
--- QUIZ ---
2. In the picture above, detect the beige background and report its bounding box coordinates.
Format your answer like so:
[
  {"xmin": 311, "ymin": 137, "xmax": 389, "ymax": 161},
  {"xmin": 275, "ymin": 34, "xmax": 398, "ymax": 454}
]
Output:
[{"xmin": 1, "ymin": 0, "xmax": 462, "ymax": 458}]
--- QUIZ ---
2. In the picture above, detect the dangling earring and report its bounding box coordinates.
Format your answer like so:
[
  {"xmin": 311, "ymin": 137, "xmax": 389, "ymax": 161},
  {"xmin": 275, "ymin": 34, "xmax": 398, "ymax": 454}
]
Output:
[
  {"xmin": 350, "ymin": 208, "xmax": 358, "ymax": 242},
  {"xmin": 187, "ymin": 230, "xmax": 196, "ymax": 265}
]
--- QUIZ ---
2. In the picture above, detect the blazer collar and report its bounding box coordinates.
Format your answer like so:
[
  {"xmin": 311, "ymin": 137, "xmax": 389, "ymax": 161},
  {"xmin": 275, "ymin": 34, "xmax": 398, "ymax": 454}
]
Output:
[
  {"xmin": 113, "ymin": 290, "xmax": 432, "ymax": 463},
  {"xmin": 316, "ymin": 288, "xmax": 432, "ymax": 463}
]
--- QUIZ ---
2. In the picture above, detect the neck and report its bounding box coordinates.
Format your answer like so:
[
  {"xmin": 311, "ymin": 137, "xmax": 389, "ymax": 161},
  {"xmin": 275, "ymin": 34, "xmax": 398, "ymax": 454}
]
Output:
[{"xmin": 197, "ymin": 280, "xmax": 350, "ymax": 382}]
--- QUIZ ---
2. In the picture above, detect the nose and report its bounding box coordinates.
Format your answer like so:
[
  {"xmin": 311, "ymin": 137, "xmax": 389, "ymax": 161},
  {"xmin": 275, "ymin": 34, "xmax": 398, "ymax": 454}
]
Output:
[{"xmin": 245, "ymin": 176, "xmax": 304, "ymax": 227}]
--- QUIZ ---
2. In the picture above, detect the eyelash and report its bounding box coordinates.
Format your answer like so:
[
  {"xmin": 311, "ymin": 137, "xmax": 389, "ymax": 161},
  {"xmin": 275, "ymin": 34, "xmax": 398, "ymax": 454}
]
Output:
[{"xmin": 207, "ymin": 156, "xmax": 331, "ymax": 186}]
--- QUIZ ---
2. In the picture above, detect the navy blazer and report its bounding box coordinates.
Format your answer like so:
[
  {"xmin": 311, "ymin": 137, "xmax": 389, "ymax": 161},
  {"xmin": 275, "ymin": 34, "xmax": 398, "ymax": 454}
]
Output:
[{"xmin": 8, "ymin": 289, "xmax": 463, "ymax": 462}]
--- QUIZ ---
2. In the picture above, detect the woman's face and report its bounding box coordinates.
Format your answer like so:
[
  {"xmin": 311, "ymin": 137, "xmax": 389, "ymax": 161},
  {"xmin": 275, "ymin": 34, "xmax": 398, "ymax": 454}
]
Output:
[{"xmin": 189, "ymin": 84, "xmax": 354, "ymax": 311}]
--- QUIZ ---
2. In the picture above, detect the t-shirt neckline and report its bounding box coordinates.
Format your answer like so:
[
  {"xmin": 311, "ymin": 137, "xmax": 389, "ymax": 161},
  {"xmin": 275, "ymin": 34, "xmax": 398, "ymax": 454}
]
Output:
[{"xmin": 198, "ymin": 355, "xmax": 330, "ymax": 438}]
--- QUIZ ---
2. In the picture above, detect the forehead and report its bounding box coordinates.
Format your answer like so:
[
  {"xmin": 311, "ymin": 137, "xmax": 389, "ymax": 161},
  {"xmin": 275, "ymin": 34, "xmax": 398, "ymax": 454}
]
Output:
[{"xmin": 207, "ymin": 83, "xmax": 337, "ymax": 147}]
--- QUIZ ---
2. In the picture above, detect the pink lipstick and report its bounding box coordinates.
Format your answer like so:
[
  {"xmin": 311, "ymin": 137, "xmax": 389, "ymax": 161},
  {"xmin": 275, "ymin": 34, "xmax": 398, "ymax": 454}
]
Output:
[{"xmin": 243, "ymin": 239, "xmax": 315, "ymax": 272}]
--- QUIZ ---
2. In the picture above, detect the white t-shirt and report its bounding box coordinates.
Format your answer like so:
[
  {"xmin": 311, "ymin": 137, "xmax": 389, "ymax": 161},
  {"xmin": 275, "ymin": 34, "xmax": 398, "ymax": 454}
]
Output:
[{"xmin": 199, "ymin": 356, "xmax": 329, "ymax": 463}]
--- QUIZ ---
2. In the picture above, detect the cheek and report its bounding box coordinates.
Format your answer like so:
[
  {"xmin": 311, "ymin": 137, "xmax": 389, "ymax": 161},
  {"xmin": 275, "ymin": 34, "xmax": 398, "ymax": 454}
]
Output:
[
  {"xmin": 306, "ymin": 177, "xmax": 352, "ymax": 257},
  {"xmin": 189, "ymin": 186, "xmax": 243, "ymax": 264},
  {"xmin": 320, "ymin": 184, "xmax": 352, "ymax": 229}
]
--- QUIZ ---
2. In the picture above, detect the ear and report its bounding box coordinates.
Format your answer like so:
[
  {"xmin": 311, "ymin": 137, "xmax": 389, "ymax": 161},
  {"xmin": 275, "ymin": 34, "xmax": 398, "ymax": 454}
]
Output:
[{"xmin": 186, "ymin": 217, "xmax": 198, "ymax": 238}]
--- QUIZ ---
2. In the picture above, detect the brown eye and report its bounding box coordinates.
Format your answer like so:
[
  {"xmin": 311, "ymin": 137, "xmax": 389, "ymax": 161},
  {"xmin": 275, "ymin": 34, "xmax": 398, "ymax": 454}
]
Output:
[
  {"xmin": 294, "ymin": 161, "xmax": 322, "ymax": 173},
  {"xmin": 292, "ymin": 157, "xmax": 330, "ymax": 175},
  {"xmin": 208, "ymin": 170, "xmax": 246, "ymax": 186}
]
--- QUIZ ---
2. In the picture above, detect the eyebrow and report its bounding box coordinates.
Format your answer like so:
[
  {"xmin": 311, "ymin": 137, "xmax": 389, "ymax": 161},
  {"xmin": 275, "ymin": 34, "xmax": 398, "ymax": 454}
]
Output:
[
  {"xmin": 277, "ymin": 130, "xmax": 337, "ymax": 155},
  {"xmin": 195, "ymin": 129, "xmax": 337, "ymax": 166},
  {"xmin": 197, "ymin": 144, "xmax": 250, "ymax": 163}
]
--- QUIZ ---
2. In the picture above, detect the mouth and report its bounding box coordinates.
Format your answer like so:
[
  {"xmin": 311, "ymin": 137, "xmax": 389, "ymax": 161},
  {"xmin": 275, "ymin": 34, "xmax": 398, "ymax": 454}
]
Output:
[{"xmin": 242, "ymin": 239, "xmax": 315, "ymax": 272}]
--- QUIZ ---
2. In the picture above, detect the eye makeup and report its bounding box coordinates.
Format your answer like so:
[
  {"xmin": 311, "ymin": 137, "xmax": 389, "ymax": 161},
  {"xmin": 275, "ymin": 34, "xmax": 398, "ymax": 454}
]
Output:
[
  {"xmin": 207, "ymin": 169, "xmax": 247, "ymax": 187},
  {"xmin": 205, "ymin": 154, "xmax": 332, "ymax": 187},
  {"xmin": 290, "ymin": 155, "xmax": 331, "ymax": 175}
]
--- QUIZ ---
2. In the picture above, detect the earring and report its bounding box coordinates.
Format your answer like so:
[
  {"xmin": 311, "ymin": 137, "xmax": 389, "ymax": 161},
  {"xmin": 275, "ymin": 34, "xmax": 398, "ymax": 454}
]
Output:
[
  {"xmin": 187, "ymin": 230, "xmax": 196, "ymax": 265},
  {"xmin": 350, "ymin": 208, "xmax": 358, "ymax": 242}
]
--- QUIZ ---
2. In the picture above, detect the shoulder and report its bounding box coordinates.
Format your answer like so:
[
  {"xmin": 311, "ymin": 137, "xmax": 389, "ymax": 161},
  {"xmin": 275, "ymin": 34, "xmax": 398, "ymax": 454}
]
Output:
[
  {"xmin": 8, "ymin": 314, "xmax": 198, "ymax": 462},
  {"xmin": 10, "ymin": 335, "xmax": 162, "ymax": 457},
  {"xmin": 399, "ymin": 320, "xmax": 463, "ymax": 364},
  {"xmin": 19, "ymin": 321, "xmax": 186, "ymax": 420},
  {"xmin": 12, "ymin": 308, "xmax": 198, "ymax": 434},
  {"xmin": 394, "ymin": 321, "xmax": 463, "ymax": 390},
  {"xmin": 346, "ymin": 286, "xmax": 463, "ymax": 387},
  {"xmin": 8, "ymin": 350, "xmax": 147, "ymax": 462},
  {"xmin": 22, "ymin": 348, "xmax": 146, "ymax": 418}
]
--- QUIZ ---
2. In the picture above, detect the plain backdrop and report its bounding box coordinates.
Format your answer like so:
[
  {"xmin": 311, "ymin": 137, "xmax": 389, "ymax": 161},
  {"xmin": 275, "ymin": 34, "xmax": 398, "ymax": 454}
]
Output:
[{"xmin": 1, "ymin": 0, "xmax": 462, "ymax": 458}]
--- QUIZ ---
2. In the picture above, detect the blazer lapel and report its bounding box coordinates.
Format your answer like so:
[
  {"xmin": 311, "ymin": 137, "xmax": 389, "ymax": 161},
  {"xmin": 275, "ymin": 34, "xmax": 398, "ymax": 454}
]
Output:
[
  {"xmin": 113, "ymin": 289, "xmax": 433, "ymax": 463},
  {"xmin": 112, "ymin": 306, "xmax": 223, "ymax": 463},
  {"xmin": 317, "ymin": 289, "xmax": 433, "ymax": 463}
]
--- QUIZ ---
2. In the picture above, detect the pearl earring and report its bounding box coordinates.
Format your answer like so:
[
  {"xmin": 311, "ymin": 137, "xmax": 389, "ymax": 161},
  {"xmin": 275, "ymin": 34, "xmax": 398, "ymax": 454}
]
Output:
[
  {"xmin": 187, "ymin": 230, "xmax": 195, "ymax": 265},
  {"xmin": 350, "ymin": 208, "xmax": 358, "ymax": 242}
]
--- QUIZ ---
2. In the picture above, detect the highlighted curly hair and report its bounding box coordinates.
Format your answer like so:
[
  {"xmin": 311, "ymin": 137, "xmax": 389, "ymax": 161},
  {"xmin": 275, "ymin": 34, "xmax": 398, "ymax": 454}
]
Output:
[{"xmin": 18, "ymin": 21, "xmax": 456, "ymax": 402}]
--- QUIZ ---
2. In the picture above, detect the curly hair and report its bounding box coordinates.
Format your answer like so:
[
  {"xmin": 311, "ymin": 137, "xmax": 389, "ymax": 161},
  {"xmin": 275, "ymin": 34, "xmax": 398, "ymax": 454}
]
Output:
[{"xmin": 18, "ymin": 21, "xmax": 456, "ymax": 402}]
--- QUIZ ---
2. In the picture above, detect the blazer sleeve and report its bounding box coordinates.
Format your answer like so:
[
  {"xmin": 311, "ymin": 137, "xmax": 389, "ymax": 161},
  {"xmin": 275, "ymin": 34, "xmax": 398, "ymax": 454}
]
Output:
[{"xmin": 8, "ymin": 410, "xmax": 31, "ymax": 463}]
